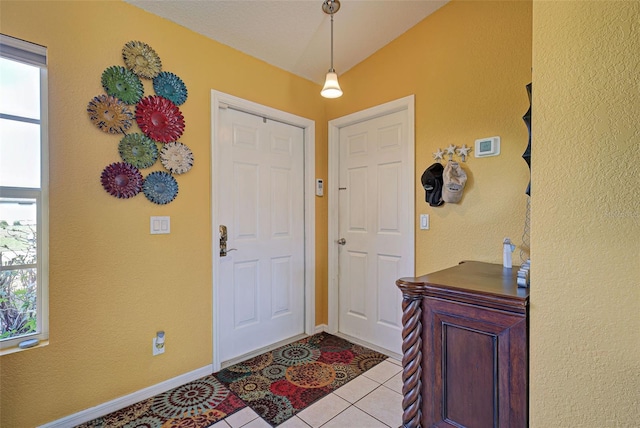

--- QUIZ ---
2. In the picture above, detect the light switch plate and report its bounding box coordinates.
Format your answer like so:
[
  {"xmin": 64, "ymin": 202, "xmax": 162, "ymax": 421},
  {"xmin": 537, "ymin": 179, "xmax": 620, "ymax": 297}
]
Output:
[
  {"xmin": 420, "ymin": 214, "xmax": 430, "ymax": 230},
  {"xmin": 150, "ymin": 216, "xmax": 170, "ymax": 234}
]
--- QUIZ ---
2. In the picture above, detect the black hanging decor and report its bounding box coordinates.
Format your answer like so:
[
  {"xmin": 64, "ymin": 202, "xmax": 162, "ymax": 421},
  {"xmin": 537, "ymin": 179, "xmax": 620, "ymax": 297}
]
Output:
[{"xmin": 522, "ymin": 82, "xmax": 532, "ymax": 195}]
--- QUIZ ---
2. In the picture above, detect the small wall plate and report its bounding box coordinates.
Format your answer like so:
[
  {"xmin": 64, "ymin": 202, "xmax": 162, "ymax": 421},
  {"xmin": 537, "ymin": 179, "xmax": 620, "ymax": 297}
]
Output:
[{"xmin": 150, "ymin": 216, "xmax": 170, "ymax": 234}]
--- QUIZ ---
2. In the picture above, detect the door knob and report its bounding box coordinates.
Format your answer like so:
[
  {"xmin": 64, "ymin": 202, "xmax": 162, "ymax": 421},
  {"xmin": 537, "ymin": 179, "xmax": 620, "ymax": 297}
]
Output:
[
  {"xmin": 337, "ymin": 238, "xmax": 346, "ymax": 245},
  {"xmin": 220, "ymin": 225, "xmax": 237, "ymax": 256}
]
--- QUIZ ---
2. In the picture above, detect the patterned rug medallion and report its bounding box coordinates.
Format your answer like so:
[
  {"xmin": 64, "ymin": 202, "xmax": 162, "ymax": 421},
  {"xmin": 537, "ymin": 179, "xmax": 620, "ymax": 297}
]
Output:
[
  {"xmin": 76, "ymin": 375, "xmax": 245, "ymax": 427},
  {"xmin": 214, "ymin": 332, "xmax": 387, "ymax": 426},
  {"xmin": 77, "ymin": 333, "xmax": 386, "ymax": 427}
]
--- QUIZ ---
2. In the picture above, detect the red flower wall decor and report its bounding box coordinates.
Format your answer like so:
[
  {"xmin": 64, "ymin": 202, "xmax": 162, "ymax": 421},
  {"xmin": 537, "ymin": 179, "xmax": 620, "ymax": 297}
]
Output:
[{"xmin": 136, "ymin": 95, "xmax": 185, "ymax": 143}]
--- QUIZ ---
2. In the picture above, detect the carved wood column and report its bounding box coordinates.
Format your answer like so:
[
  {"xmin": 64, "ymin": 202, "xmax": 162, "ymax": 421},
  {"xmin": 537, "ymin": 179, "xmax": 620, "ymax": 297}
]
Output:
[{"xmin": 397, "ymin": 280, "xmax": 429, "ymax": 428}]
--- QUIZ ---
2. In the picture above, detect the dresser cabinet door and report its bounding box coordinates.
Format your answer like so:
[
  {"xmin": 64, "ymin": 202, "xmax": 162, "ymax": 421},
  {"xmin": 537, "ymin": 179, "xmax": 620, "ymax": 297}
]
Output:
[{"xmin": 422, "ymin": 297, "xmax": 528, "ymax": 428}]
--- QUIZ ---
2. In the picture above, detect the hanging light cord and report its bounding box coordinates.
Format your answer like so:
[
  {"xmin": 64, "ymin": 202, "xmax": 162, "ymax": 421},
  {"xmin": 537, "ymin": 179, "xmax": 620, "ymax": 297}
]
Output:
[{"xmin": 329, "ymin": 11, "xmax": 335, "ymax": 72}]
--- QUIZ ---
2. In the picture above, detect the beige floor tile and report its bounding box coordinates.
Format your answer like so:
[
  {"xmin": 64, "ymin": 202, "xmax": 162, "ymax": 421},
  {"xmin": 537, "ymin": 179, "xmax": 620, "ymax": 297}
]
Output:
[
  {"xmin": 224, "ymin": 407, "xmax": 260, "ymax": 428},
  {"xmin": 210, "ymin": 419, "xmax": 232, "ymax": 428},
  {"xmin": 277, "ymin": 415, "xmax": 312, "ymax": 427},
  {"xmin": 297, "ymin": 393, "xmax": 350, "ymax": 427},
  {"xmin": 333, "ymin": 375, "xmax": 380, "ymax": 404},
  {"xmin": 242, "ymin": 417, "xmax": 272, "ymax": 428},
  {"xmin": 383, "ymin": 372, "xmax": 403, "ymax": 394},
  {"xmin": 320, "ymin": 406, "xmax": 388, "ymax": 428},
  {"xmin": 355, "ymin": 385, "xmax": 403, "ymax": 428},
  {"xmin": 387, "ymin": 358, "xmax": 403, "ymax": 366},
  {"xmin": 362, "ymin": 360, "xmax": 403, "ymax": 384}
]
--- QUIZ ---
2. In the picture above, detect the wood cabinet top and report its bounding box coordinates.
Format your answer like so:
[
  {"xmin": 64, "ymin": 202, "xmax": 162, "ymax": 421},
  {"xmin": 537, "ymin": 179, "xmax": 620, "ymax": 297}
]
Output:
[{"xmin": 396, "ymin": 261, "xmax": 529, "ymax": 313}]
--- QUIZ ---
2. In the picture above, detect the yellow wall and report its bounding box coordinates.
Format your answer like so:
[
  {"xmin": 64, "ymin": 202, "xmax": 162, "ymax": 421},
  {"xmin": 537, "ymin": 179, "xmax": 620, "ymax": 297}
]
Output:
[
  {"xmin": 530, "ymin": 1, "xmax": 640, "ymax": 426},
  {"xmin": 8, "ymin": 1, "xmax": 636, "ymax": 427},
  {"xmin": 329, "ymin": 0, "xmax": 533, "ymax": 276},
  {"xmin": 0, "ymin": 1, "xmax": 326, "ymax": 426},
  {"xmin": 0, "ymin": 0, "xmax": 535, "ymax": 425}
]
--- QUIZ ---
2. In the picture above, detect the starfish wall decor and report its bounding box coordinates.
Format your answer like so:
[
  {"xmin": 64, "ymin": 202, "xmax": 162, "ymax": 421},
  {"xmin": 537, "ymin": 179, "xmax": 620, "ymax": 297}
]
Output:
[{"xmin": 433, "ymin": 144, "xmax": 473, "ymax": 162}]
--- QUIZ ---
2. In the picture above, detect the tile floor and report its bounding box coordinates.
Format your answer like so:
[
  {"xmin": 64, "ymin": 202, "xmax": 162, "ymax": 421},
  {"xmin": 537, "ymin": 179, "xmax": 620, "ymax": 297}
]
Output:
[{"xmin": 212, "ymin": 358, "xmax": 404, "ymax": 428}]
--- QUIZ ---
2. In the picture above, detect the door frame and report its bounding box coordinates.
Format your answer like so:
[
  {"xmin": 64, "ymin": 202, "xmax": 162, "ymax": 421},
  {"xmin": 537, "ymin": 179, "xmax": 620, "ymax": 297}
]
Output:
[
  {"xmin": 211, "ymin": 90, "xmax": 316, "ymax": 371},
  {"xmin": 327, "ymin": 95, "xmax": 415, "ymax": 339}
]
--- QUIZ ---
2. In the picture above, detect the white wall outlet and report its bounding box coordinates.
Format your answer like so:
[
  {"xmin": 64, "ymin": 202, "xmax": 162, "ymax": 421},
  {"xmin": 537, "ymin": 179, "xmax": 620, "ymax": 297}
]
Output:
[{"xmin": 153, "ymin": 331, "xmax": 165, "ymax": 356}]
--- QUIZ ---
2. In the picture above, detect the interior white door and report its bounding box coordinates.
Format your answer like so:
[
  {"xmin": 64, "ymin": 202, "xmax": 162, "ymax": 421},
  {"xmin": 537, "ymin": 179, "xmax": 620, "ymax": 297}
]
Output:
[
  {"xmin": 217, "ymin": 107, "xmax": 305, "ymax": 364},
  {"xmin": 337, "ymin": 109, "xmax": 411, "ymax": 355}
]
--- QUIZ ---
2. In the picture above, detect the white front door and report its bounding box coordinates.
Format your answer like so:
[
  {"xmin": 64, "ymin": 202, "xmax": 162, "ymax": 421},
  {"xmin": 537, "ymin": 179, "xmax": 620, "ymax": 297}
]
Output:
[
  {"xmin": 216, "ymin": 106, "xmax": 305, "ymax": 364},
  {"xmin": 330, "ymin": 97, "xmax": 415, "ymax": 356}
]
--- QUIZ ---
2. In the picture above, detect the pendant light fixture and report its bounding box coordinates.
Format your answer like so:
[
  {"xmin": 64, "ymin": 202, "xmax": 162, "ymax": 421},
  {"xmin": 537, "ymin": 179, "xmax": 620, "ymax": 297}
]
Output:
[{"xmin": 321, "ymin": 0, "xmax": 343, "ymax": 98}]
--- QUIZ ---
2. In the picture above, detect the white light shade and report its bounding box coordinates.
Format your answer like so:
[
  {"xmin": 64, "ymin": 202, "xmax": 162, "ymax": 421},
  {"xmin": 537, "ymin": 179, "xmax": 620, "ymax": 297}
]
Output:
[{"xmin": 321, "ymin": 71, "xmax": 343, "ymax": 98}]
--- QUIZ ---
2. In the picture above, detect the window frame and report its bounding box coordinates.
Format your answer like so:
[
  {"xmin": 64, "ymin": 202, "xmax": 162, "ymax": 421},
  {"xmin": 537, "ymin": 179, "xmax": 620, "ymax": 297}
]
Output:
[{"xmin": 0, "ymin": 34, "xmax": 49, "ymax": 352}]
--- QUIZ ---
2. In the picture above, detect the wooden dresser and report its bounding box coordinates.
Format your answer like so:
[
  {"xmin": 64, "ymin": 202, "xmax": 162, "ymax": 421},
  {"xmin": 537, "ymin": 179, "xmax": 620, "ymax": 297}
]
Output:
[{"xmin": 396, "ymin": 261, "xmax": 529, "ymax": 428}]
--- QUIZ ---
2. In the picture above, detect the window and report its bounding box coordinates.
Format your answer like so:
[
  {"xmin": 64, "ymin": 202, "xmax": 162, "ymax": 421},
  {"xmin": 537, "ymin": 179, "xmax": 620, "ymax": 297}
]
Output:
[{"xmin": 0, "ymin": 34, "xmax": 48, "ymax": 351}]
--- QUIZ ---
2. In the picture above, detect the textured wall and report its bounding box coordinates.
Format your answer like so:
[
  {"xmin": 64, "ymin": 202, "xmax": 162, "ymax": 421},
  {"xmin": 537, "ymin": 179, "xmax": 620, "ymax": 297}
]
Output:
[
  {"xmin": 9, "ymin": 1, "xmax": 633, "ymax": 427},
  {"xmin": 0, "ymin": 1, "xmax": 326, "ymax": 426},
  {"xmin": 531, "ymin": 1, "xmax": 640, "ymax": 426},
  {"xmin": 328, "ymin": 0, "xmax": 533, "ymax": 276}
]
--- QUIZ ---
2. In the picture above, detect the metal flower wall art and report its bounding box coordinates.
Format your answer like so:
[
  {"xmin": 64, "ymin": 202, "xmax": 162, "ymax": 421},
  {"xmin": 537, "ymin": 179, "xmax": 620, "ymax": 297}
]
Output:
[
  {"xmin": 160, "ymin": 142, "xmax": 193, "ymax": 175},
  {"xmin": 122, "ymin": 41, "xmax": 162, "ymax": 79},
  {"xmin": 87, "ymin": 94, "xmax": 134, "ymax": 134},
  {"xmin": 153, "ymin": 72, "xmax": 188, "ymax": 106},
  {"xmin": 136, "ymin": 96, "xmax": 185, "ymax": 143},
  {"xmin": 87, "ymin": 41, "xmax": 193, "ymax": 204},
  {"xmin": 101, "ymin": 66, "xmax": 143, "ymax": 104},
  {"xmin": 142, "ymin": 171, "xmax": 179, "ymax": 205},
  {"xmin": 118, "ymin": 133, "xmax": 158, "ymax": 169},
  {"xmin": 100, "ymin": 162, "xmax": 144, "ymax": 199}
]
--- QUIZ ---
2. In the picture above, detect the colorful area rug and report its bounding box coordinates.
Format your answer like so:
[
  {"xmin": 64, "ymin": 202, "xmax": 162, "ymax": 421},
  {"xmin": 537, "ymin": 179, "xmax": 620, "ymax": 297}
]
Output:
[
  {"xmin": 76, "ymin": 375, "xmax": 245, "ymax": 428},
  {"xmin": 77, "ymin": 333, "xmax": 386, "ymax": 427},
  {"xmin": 214, "ymin": 332, "xmax": 387, "ymax": 426}
]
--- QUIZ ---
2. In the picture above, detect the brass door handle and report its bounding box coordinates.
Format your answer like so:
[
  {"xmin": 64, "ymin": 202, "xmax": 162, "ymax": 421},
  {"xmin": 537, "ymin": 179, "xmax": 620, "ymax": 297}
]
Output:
[{"xmin": 219, "ymin": 225, "xmax": 237, "ymax": 257}]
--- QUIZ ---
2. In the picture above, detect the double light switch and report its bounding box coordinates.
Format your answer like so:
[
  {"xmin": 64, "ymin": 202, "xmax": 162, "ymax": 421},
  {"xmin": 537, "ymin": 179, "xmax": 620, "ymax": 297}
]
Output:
[{"xmin": 150, "ymin": 216, "xmax": 170, "ymax": 234}]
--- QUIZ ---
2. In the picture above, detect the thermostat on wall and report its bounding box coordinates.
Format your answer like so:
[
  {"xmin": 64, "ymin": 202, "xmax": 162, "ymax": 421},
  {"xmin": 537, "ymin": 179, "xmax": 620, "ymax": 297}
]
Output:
[{"xmin": 475, "ymin": 136, "xmax": 500, "ymax": 158}]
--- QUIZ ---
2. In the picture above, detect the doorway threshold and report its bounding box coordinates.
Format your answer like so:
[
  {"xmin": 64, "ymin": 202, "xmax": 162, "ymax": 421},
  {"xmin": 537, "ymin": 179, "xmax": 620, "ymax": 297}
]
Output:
[
  {"xmin": 333, "ymin": 331, "xmax": 403, "ymax": 362},
  {"xmin": 219, "ymin": 332, "xmax": 308, "ymax": 369}
]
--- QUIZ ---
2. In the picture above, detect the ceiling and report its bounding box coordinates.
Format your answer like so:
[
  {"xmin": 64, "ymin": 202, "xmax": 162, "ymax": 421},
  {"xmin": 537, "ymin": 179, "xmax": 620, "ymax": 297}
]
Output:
[{"xmin": 124, "ymin": 0, "xmax": 449, "ymax": 85}]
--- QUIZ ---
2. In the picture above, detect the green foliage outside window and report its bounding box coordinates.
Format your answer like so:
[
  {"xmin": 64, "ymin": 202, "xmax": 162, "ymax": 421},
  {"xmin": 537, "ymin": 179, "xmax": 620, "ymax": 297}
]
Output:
[{"xmin": 0, "ymin": 221, "xmax": 37, "ymax": 339}]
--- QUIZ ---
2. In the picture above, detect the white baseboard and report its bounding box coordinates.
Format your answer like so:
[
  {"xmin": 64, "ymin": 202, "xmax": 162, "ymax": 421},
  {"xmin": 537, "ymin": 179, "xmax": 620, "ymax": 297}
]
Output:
[
  {"xmin": 314, "ymin": 323, "xmax": 328, "ymax": 333},
  {"xmin": 39, "ymin": 365, "xmax": 213, "ymax": 428}
]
